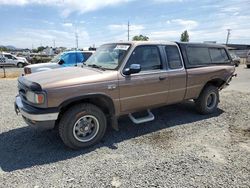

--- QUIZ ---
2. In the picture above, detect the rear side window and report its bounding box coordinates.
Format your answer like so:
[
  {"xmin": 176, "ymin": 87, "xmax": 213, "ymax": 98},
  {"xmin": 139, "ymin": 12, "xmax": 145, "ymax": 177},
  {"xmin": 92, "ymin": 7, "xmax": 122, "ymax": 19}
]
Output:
[
  {"xmin": 187, "ymin": 47, "xmax": 211, "ymax": 65},
  {"xmin": 125, "ymin": 46, "xmax": 162, "ymax": 71},
  {"xmin": 209, "ymin": 48, "xmax": 229, "ymax": 63},
  {"xmin": 165, "ymin": 45, "xmax": 182, "ymax": 69}
]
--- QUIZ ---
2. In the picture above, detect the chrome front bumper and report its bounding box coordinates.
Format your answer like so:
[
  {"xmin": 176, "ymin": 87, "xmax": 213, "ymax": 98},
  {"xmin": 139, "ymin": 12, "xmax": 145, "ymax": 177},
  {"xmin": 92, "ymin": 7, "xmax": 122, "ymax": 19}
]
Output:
[{"xmin": 15, "ymin": 96, "xmax": 59, "ymax": 121}]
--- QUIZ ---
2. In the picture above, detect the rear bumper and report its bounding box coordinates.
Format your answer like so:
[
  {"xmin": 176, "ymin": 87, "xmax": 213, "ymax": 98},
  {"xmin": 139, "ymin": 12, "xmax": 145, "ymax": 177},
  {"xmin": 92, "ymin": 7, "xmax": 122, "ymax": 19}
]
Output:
[
  {"xmin": 15, "ymin": 95, "xmax": 59, "ymax": 129},
  {"xmin": 220, "ymin": 73, "xmax": 237, "ymax": 90}
]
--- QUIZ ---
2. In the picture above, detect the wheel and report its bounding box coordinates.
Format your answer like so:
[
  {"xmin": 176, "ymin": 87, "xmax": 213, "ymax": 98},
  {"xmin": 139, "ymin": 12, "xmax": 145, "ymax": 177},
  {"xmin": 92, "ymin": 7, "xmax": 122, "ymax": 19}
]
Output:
[
  {"xmin": 247, "ymin": 65, "xmax": 250, "ymax": 68},
  {"xmin": 59, "ymin": 103, "xmax": 107, "ymax": 149},
  {"xmin": 195, "ymin": 85, "xmax": 219, "ymax": 115},
  {"xmin": 17, "ymin": 63, "xmax": 24, "ymax": 68}
]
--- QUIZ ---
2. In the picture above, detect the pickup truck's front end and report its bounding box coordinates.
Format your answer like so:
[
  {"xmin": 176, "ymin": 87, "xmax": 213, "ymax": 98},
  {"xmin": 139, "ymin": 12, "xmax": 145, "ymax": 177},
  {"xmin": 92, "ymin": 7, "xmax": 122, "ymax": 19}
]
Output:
[{"xmin": 15, "ymin": 76, "xmax": 59, "ymax": 129}]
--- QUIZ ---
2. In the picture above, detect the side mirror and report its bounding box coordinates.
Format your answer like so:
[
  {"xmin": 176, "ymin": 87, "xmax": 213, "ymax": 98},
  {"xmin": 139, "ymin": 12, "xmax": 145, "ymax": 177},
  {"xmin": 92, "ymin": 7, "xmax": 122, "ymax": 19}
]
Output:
[
  {"xmin": 123, "ymin": 64, "xmax": 141, "ymax": 75},
  {"xmin": 58, "ymin": 59, "xmax": 65, "ymax": 65}
]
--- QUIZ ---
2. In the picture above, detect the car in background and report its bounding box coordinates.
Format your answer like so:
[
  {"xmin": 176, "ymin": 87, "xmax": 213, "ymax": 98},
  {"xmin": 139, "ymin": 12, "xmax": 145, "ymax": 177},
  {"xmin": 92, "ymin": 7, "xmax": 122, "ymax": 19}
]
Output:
[
  {"xmin": 24, "ymin": 51, "xmax": 94, "ymax": 74},
  {"xmin": 230, "ymin": 53, "xmax": 241, "ymax": 67},
  {"xmin": 246, "ymin": 50, "xmax": 250, "ymax": 68},
  {"xmin": 0, "ymin": 52, "xmax": 29, "ymax": 68}
]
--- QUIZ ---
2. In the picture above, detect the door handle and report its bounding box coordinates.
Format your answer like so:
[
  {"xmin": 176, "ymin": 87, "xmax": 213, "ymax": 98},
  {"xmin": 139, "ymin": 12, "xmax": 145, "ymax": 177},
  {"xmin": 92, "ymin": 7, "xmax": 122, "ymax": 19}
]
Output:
[{"xmin": 159, "ymin": 76, "xmax": 166, "ymax": 81}]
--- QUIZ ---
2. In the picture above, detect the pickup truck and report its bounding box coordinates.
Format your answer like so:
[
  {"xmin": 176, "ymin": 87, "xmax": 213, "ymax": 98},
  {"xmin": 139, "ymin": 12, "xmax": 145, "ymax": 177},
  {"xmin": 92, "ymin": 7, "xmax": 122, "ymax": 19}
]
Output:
[{"xmin": 15, "ymin": 41, "xmax": 235, "ymax": 149}]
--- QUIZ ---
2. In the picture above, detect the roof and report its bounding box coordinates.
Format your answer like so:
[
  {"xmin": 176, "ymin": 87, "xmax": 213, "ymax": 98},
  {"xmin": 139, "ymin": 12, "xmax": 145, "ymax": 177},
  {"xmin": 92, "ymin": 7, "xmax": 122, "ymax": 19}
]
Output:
[
  {"xmin": 65, "ymin": 50, "xmax": 95, "ymax": 54},
  {"xmin": 105, "ymin": 41, "xmax": 177, "ymax": 46},
  {"xmin": 177, "ymin": 42, "xmax": 227, "ymax": 48}
]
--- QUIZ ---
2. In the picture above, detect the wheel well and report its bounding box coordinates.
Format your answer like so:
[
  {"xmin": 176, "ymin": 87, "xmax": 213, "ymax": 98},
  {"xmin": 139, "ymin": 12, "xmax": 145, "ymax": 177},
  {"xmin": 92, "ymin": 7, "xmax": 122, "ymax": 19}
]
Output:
[
  {"xmin": 196, "ymin": 78, "xmax": 225, "ymax": 100},
  {"xmin": 204, "ymin": 78, "xmax": 225, "ymax": 89},
  {"xmin": 55, "ymin": 95, "xmax": 115, "ymax": 128}
]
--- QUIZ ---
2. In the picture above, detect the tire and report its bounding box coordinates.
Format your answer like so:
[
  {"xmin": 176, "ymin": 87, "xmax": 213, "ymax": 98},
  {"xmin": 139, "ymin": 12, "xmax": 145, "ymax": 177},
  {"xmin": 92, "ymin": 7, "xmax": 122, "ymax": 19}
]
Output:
[
  {"xmin": 247, "ymin": 65, "xmax": 250, "ymax": 68},
  {"xmin": 17, "ymin": 63, "xmax": 24, "ymax": 68},
  {"xmin": 59, "ymin": 103, "xmax": 107, "ymax": 149},
  {"xmin": 195, "ymin": 85, "xmax": 219, "ymax": 115}
]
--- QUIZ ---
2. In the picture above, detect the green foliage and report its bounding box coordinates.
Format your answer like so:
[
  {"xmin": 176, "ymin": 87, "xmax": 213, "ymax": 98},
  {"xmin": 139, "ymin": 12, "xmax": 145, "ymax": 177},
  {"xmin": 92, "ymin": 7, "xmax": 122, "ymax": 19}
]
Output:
[
  {"xmin": 132, "ymin": 35, "xmax": 149, "ymax": 41},
  {"xmin": 37, "ymin": 46, "xmax": 46, "ymax": 52},
  {"xmin": 0, "ymin": 46, "xmax": 8, "ymax": 52},
  {"xmin": 180, "ymin": 30, "xmax": 189, "ymax": 42}
]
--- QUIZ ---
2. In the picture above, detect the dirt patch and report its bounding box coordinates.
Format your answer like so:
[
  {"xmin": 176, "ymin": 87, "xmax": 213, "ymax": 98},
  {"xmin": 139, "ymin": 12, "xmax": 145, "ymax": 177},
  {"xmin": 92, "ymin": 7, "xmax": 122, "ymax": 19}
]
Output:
[
  {"xmin": 229, "ymin": 125, "xmax": 250, "ymax": 144},
  {"xmin": 133, "ymin": 130, "xmax": 174, "ymax": 149},
  {"xmin": 0, "ymin": 71, "xmax": 20, "ymax": 78}
]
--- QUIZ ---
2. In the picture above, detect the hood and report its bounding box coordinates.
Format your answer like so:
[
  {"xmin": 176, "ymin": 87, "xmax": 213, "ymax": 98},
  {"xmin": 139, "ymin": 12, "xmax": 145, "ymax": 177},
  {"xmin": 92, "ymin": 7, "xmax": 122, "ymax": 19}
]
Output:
[
  {"xmin": 16, "ymin": 56, "xmax": 28, "ymax": 63},
  {"xmin": 26, "ymin": 62, "xmax": 60, "ymax": 73},
  {"xmin": 24, "ymin": 67, "xmax": 117, "ymax": 89},
  {"xmin": 27, "ymin": 62, "xmax": 59, "ymax": 69}
]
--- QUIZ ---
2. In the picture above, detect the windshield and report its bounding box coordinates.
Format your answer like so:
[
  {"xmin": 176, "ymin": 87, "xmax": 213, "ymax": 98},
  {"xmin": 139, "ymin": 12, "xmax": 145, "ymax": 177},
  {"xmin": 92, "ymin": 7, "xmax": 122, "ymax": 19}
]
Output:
[
  {"xmin": 85, "ymin": 44, "xmax": 131, "ymax": 70},
  {"xmin": 50, "ymin": 53, "xmax": 64, "ymax": 63}
]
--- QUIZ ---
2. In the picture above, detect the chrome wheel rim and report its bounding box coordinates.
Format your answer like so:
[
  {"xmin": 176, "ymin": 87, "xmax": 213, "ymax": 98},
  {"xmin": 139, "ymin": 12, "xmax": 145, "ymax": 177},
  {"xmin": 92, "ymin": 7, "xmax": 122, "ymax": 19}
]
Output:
[
  {"xmin": 206, "ymin": 92, "xmax": 217, "ymax": 109},
  {"xmin": 73, "ymin": 115, "xmax": 99, "ymax": 142}
]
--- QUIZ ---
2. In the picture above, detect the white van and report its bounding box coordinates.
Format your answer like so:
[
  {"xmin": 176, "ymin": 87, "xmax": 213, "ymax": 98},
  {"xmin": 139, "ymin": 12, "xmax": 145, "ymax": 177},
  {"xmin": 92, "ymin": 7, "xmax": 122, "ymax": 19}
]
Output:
[{"xmin": 0, "ymin": 52, "xmax": 29, "ymax": 68}]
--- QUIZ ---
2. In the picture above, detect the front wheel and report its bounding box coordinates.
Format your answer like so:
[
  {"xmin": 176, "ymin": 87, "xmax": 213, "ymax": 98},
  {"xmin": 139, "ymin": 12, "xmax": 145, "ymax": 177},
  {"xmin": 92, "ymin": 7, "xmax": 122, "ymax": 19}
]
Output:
[
  {"xmin": 59, "ymin": 103, "xmax": 107, "ymax": 149},
  {"xmin": 195, "ymin": 85, "xmax": 219, "ymax": 115},
  {"xmin": 17, "ymin": 63, "xmax": 24, "ymax": 68}
]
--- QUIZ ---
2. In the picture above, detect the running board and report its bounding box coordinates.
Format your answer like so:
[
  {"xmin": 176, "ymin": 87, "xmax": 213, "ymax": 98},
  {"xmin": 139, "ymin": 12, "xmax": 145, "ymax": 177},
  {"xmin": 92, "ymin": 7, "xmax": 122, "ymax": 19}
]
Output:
[{"xmin": 128, "ymin": 110, "xmax": 155, "ymax": 124}]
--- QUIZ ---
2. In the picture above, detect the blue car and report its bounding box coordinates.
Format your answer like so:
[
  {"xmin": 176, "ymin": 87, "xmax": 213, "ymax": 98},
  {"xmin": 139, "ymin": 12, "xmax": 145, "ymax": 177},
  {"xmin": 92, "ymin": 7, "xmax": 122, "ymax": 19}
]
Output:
[{"xmin": 24, "ymin": 51, "xmax": 94, "ymax": 74}]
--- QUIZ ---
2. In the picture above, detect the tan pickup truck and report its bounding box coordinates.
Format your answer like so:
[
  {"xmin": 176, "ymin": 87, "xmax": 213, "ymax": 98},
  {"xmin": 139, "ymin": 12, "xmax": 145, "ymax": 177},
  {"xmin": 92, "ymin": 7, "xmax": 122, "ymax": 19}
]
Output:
[{"xmin": 15, "ymin": 41, "xmax": 235, "ymax": 149}]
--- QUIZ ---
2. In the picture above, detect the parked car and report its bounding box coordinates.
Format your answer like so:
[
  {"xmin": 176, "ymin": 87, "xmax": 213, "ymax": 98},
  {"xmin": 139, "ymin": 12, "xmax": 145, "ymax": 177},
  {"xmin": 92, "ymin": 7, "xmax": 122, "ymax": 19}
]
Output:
[
  {"xmin": 24, "ymin": 51, "xmax": 94, "ymax": 74},
  {"xmin": 15, "ymin": 41, "xmax": 235, "ymax": 149},
  {"xmin": 230, "ymin": 53, "xmax": 240, "ymax": 67},
  {"xmin": 0, "ymin": 52, "xmax": 29, "ymax": 68},
  {"xmin": 246, "ymin": 50, "xmax": 250, "ymax": 68}
]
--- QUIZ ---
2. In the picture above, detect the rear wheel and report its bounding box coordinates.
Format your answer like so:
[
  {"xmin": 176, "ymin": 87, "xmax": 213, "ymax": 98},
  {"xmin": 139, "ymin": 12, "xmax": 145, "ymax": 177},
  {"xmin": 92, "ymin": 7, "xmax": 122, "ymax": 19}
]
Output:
[
  {"xmin": 195, "ymin": 85, "xmax": 219, "ymax": 115},
  {"xmin": 59, "ymin": 103, "xmax": 107, "ymax": 149},
  {"xmin": 17, "ymin": 63, "xmax": 24, "ymax": 68}
]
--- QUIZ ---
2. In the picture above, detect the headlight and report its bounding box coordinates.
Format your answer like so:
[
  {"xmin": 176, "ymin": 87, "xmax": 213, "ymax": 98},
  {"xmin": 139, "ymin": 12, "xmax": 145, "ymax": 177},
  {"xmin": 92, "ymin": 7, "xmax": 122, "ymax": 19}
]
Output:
[
  {"xmin": 24, "ymin": 67, "xmax": 31, "ymax": 74},
  {"xmin": 26, "ymin": 91, "xmax": 45, "ymax": 104}
]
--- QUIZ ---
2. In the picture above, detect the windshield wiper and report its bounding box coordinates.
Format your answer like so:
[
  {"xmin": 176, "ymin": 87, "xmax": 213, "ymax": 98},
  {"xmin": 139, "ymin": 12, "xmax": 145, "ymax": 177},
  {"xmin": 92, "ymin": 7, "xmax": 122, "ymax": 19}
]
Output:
[{"xmin": 86, "ymin": 64, "xmax": 106, "ymax": 71}]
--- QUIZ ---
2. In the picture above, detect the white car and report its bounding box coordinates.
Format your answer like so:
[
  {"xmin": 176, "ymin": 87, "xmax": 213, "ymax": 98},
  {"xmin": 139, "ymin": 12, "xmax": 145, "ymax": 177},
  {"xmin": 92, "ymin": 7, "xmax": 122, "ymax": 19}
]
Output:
[
  {"xmin": 0, "ymin": 52, "xmax": 29, "ymax": 68},
  {"xmin": 24, "ymin": 51, "xmax": 94, "ymax": 74}
]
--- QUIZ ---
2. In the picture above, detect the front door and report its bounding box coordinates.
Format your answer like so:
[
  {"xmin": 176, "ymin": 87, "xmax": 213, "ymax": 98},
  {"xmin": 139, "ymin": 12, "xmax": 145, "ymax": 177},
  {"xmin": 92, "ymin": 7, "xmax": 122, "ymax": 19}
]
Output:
[{"xmin": 118, "ymin": 45, "xmax": 169, "ymax": 113}]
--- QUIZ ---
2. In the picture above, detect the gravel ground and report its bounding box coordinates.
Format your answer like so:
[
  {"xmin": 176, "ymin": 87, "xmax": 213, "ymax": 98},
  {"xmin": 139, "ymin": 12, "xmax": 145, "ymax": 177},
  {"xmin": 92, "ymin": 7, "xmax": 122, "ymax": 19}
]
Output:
[{"xmin": 0, "ymin": 66, "xmax": 249, "ymax": 187}]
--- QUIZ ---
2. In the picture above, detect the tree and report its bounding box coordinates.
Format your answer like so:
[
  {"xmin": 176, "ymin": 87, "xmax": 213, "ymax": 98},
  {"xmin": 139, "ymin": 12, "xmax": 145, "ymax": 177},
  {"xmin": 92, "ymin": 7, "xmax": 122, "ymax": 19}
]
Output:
[
  {"xmin": 180, "ymin": 30, "xmax": 189, "ymax": 42},
  {"xmin": 0, "ymin": 46, "xmax": 8, "ymax": 52},
  {"xmin": 37, "ymin": 46, "xmax": 46, "ymax": 52},
  {"xmin": 132, "ymin": 35, "xmax": 149, "ymax": 41}
]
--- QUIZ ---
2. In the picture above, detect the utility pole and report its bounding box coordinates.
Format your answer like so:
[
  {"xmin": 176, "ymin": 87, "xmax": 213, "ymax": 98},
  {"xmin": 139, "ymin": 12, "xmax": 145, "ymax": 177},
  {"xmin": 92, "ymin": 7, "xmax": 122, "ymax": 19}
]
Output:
[
  {"xmin": 127, "ymin": 21, "xmax": 130, "ymax": 41},
  {"xmin": 75, "ymin": 32, "xmax": 79, "ymax": 50},
  {"xmin": 226, "ymin": 29, "xmax": 231, "ymax": 45}
]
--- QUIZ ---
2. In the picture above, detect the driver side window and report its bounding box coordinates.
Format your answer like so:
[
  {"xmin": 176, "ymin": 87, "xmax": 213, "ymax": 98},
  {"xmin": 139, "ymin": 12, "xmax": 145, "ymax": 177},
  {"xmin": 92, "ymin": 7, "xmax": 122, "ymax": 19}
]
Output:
[{"xmin": 125, "ymin": 46, "xmax": 162, "ymax": 71}]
